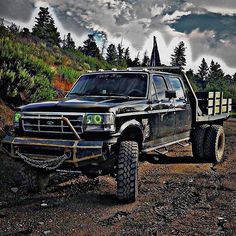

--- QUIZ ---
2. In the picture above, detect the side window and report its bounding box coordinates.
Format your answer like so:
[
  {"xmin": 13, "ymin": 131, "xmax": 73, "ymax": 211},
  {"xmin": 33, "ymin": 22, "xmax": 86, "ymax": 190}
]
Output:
[
  {"xmin": 150, "ymin": 82, "xmax": 158, "ymax": 101},
  {"xmin": 153, "ymin": 75, "xmax": 167, "ymax": 100},
  {"xmin": 169, "ymin": 77, "xmax": 185, "ymax": 99}
]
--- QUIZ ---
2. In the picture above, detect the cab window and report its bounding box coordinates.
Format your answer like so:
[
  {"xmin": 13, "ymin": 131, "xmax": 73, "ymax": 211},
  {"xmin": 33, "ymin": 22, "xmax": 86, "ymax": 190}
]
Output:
[
  {"xmin": 153, "ymin": 75, "xmax": 168, "ymax": 100},
  {"xmin": 150, "ymin": 82, "xmax": 158, "ymax": 101},
  {"xmin": 169, "ymin": 77, "xmax": 185, "ymax": 99}
]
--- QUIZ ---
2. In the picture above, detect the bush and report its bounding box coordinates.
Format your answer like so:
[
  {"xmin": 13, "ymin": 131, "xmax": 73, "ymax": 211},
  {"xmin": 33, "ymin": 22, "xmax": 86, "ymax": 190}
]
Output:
[{"xmin": 58, "ymin": 65, "xmax": 80, "ymax": 82}]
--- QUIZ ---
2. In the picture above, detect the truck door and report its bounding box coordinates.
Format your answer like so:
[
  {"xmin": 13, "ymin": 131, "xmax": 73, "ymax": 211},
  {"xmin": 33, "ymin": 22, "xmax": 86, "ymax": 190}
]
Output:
[
  {"xmin": 149, "ymin": 75, "xmax": 176, "ymax": 145},
  {"xmin": 168, "ymin": 76, "xmax": 192, "ymax": 139}
]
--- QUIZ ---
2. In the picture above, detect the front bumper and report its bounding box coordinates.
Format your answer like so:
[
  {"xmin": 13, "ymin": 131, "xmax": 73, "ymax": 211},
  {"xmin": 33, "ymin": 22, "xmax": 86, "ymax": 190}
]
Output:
[{"xmin": 1, "ymin": 135, "xmax": 105, "ymax": 167}]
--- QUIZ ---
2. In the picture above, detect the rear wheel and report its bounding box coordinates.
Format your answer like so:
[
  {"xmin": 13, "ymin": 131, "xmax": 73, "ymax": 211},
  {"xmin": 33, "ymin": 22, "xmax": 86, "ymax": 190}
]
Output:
[
  {"xmin": 19, "ymin": 164, "xmax": 50, "ymax": 193},
  {"xmin": 204, "ymin": 125, "xmax": 225, "ymax": 163},
  {"xmin": 192, "ymin": 124, "xmax": 209, "ymax": 159},
  {"xmin": 117, "ymin": 141, "xmax": 138, "ymax": 203}
]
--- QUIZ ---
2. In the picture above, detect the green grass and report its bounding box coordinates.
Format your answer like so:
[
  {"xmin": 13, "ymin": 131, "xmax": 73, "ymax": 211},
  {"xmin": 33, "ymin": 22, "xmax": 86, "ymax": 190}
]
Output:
[{"xmin": 230, "ymin": 112, "xmax": 236, "ymax": 118}]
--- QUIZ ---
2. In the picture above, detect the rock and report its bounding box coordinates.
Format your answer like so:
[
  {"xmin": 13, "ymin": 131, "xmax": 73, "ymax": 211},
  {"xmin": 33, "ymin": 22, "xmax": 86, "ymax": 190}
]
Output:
[
  {"xmin": 11, "ymin": 187, "xmax": 18, "ymax": 193},
  {"xmin": 0, "ymin": 201, "xmax": 7, "ymax": 207},
  {"xmin": 43, "ymin": 230, "xmax": 51, "ymax": 235},
  {"xmin": 0, "ymin": 210, "xmax": 6, "ymax": 218}
]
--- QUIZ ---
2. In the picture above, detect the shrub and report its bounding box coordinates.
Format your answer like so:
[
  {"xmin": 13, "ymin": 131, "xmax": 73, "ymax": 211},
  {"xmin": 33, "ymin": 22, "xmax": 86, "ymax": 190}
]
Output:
[{"xmin": 58, "ymin": 65, "xmax": 79, "ymax": 82}]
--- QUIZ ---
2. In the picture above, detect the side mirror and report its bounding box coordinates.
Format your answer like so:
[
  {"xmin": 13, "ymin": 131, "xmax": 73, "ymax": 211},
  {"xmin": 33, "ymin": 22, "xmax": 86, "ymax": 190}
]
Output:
[{"xmin": 165, "ymin": 90, "xmax": 176, "ymax": 99}]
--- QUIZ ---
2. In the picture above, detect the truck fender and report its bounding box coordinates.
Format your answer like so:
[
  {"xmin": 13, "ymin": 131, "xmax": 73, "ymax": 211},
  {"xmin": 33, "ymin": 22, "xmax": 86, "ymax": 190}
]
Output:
[{"xmin": 118, "ymin": 119, "xmax": 144, "ymax": 147}]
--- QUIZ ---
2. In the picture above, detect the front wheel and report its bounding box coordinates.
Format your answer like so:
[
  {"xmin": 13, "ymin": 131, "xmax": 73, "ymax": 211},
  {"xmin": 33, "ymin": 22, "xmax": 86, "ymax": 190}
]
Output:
[{"xmin": 117, "ymin": 141, "xmax": 139, "ymax": 203}]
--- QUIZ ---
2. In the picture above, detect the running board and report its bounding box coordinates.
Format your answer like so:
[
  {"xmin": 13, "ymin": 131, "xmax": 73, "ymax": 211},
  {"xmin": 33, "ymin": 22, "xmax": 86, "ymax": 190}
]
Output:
[
  {"xmin": 142, "ymin": 137, "xmax": 190, "ymax": 153},
  {"xmin": 154, "ymin": 147, "xmax": 168, "ymax": 155},
  {"xmin": 177, "ymin": 141, "xmax": 190, "ymax": 147}
]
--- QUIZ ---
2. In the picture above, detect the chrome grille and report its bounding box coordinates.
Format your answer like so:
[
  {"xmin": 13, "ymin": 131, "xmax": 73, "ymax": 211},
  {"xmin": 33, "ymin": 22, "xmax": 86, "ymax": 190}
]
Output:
[{"xmin": 21, "ymin": 112, "xmax": 84, "ymax": 135}]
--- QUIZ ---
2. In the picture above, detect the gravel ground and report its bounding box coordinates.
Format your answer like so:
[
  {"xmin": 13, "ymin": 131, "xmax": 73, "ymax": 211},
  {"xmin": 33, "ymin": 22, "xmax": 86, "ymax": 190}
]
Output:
[{"xmin": 0, "ymin": 120, "xmax": 235, "ymax": 236}]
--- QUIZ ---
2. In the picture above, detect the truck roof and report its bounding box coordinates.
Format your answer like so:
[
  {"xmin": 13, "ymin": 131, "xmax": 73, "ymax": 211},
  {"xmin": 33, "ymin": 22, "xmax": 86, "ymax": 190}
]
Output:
[{"xmin": 85, "ymin": 66, "xmax": 182, "ymax": 76}]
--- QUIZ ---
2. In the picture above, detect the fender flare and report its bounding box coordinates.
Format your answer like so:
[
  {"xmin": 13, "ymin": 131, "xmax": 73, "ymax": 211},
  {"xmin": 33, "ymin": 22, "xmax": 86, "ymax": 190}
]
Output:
[{"xmin": 118, "ymin": 119, "xmax": 144, "ymax": 142}]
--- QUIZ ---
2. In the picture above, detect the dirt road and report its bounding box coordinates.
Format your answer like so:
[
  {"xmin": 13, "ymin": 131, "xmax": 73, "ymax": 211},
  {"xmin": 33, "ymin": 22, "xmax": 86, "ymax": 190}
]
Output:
[{"xmin": 0, "ymin": 120, "xmax": 235, "ymax": 235}]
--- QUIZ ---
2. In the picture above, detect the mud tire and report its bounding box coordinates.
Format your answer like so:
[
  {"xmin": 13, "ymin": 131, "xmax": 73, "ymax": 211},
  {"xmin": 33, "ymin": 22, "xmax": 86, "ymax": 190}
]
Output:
[
  {"xmin": 117, "ymin": 141, "xmax": 138, "ymax": 203},
  {"xmin": 192, "ymin": 124, "xmax": 209, "ymax": 159},
  {"xmin": 19, "ymin": 164, "xmax": 50, "ymax": 193},
  {"xmin": 204, "ymin": 125, "xmax": 225, "ymax": 163}
]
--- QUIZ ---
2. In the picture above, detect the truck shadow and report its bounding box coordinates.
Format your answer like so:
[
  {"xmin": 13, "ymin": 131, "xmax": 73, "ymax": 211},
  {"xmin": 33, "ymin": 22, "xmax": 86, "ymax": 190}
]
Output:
[{"xmin": 140, "ymin": 154, "xmax": 212, "ymax": 164}]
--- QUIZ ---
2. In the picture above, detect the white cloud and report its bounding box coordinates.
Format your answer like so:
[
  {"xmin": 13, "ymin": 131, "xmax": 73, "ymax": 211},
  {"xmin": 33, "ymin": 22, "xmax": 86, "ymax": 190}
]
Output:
[
  {"xmin": 1, "ymin": 0, "xmax": 235, "ymax": 74},
  {"xmin": 161, "ymin": 10, "xmax": 191, "ymax": 24}
]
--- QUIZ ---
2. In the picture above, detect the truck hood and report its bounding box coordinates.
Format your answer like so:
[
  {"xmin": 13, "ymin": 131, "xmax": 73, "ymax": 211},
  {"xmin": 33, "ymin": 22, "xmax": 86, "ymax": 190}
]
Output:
[{"xmin": 19, "ymin": 96, "xmax": 148, "ymax": 114}]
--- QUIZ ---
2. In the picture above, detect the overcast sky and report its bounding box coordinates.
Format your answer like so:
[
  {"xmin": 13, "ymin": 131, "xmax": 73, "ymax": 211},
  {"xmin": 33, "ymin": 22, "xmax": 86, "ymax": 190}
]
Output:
[{"xmin": 0, "ymin": 0, "xmax": 236, "ymax": 74}]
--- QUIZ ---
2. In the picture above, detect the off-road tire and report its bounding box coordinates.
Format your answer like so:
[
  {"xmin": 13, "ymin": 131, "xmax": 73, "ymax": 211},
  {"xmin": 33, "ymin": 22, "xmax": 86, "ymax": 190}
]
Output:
[
  {"xmin": 19, "ymin": 164, "xmax": 50, "ymax": 193},
  {"xmin": 204, "ymin": 125, "xmax": 225, "ymax": 163},
  {"xmin": 192, "ymin": 124, "xmax": 209, "ymax": 159},
  {"xmin": 117, "ymin": 141, "xmax": 138, "ymax": 203}
]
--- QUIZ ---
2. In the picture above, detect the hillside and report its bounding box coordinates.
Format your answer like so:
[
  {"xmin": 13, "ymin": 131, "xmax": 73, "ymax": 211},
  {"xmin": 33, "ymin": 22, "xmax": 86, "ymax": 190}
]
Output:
[{"xmin": 0, "ymin": 27, "xmax": 114, "ymax": 108}]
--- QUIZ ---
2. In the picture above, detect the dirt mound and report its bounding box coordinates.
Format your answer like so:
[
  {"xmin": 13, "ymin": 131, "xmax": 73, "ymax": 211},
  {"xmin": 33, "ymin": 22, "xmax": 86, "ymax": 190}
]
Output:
[{"xmin": 0, "ymin": 99, "xmax": 14, "ymax": 137}]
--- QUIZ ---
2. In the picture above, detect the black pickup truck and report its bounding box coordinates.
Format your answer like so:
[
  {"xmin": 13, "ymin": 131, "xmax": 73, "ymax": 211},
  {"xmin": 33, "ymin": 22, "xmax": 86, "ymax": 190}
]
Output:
[{"xmin": 1, "ymin": 67, "xmax": 232, "ymax": 202}]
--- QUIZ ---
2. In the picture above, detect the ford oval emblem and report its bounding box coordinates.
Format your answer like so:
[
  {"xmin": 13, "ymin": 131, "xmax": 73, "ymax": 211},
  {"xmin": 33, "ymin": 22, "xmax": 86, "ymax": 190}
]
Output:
[{"xmin": 46, "ymin": 121, "xmax": 54, "ymax": 125}]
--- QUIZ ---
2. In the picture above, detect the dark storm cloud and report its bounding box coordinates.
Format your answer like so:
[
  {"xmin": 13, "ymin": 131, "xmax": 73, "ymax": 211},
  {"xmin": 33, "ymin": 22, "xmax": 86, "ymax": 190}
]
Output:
[
  {"xmin": 170, "ymin": 13, "xmax": 236, "ymax": 44},
  {"xmin": 0, "ymin": 0, "xmax": 235, "ymax": 71},
  {"xmin": 0, "ymin": 0, "xmax": 34, "ymax": 22}
]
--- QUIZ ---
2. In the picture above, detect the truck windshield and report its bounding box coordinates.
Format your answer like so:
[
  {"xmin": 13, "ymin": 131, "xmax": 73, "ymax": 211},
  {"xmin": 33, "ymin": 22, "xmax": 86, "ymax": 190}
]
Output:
[{"xmin": 68, "ymin": 73, "xmax": 148, "ymax": 98}]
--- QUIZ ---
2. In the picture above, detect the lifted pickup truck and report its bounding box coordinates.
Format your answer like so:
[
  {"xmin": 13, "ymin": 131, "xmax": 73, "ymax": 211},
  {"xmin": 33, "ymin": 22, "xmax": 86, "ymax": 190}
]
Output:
[{"xmin": 1, "ymin": 67, "xmax": 232, "ymax": 202}]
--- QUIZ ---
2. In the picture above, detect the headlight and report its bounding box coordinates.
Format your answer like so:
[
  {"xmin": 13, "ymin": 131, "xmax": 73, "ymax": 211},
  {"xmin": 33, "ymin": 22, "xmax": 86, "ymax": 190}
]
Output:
[
  {"xmin": 85, "ymin": 113, "xmax": 115, "ymax": 132},
  {"xmin": 14, "ymin": 112, "xmax": 22, "ymax": 127}
]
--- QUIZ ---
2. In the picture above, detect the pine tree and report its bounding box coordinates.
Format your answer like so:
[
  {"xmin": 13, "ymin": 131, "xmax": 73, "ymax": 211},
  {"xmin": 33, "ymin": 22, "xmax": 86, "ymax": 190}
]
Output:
[
  {"xmin": 208, "ymin": 60, "xmax": 224, "ymax": 80},
  {"xmin": 117, "ymin": 43, "xmax": 127, "ymax": 67},
  {"xmin": 124, "ymin": 47, "xmax": 133, "ymax": 67},
  {"xmin": 132, "ymin": 53, "xmax": 141, "ymax": 67},
  {"xmin": 233, "ymin": 73, "xmax": 236, "ymax": 81},
  {"xmin": 82, "ymin": 34, "xmax": 100, "ymax": 58},
  {"xmin": 8, "ymin": 23, "xmax": 19, "ymax": 34},
  {"xmin": 63, "ymin": 33, "xmax": 75, "ymax": 49},
  {"xmin": 117, "ymin": 43, "xmax": 123, "ymax": 64},
  {"xmin": 197, "ymin": 58, "xmax": 209, "ymax": 81},
  {"xmin": 32, "ymin": 7, "xmax": 61, "ymax": 46},
  {"xmin": 106, "ymin": 44, "xmax": 117, "ymax": 64},
  {"xmin": 170, "ymin": 41, "xmax": 186, "ymax": 71},
  {"xmin": 142, "ymin": 51, "xmax": 150, "ymax": 66},
  {"xmin": 20, "ymin": 27, "xmax": 30, "ymax": 37}
]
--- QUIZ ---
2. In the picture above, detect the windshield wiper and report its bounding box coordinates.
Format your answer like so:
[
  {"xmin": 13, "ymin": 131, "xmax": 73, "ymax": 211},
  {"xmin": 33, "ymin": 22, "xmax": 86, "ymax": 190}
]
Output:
[{"xmin": 106, "ymin": 93, "xmax": 130, "ymax": 99}]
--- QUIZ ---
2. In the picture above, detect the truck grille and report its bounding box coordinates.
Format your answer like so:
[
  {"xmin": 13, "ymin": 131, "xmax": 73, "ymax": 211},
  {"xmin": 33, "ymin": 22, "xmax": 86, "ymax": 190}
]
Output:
[{"xmin": 21, "ymin": 112, "xmax": 84, "ymax": 135}]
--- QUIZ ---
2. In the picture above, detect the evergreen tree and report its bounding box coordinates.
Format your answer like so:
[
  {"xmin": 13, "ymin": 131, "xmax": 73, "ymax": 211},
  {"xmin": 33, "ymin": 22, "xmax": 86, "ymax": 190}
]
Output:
[
  {"xmin": 197, "ymin": 58, "xmax": 209, "ymax": 81},
  {"xmin": 117, "ymin": 43, "xmax": 123, "ymax": 64},
  {"xmin": 124, "ymin": 47, "xmax": 133, "ymax": 67},
  {"xmin": 186, "ymin": 69, "xmax": 200, "ymax": 91},
  {"xmin": 170, "ymin": 41, "xmax": 186, "ymax": 71},
  {"xmin": 82, "ymin": 34, "xmax": 100, "ymax": 58},
  {"xmin": 132, "ymin": 53, "xmax": 141, "ymax": 67},
  {"xmin": 208, "ymin": 60, "xmax": 224, "ymax": 80},
  {"xmin": 32, "ymin": 7, "xmax": 61, "ymax": 46},
  {"xmin": 106, "ymin": 44, "xmax": 117, "ymax": 64},
  {"xmin": 20, "ymin": 27, "xmax": 30, "ymax": 37},
  {"xmin": 141, "ymin": 51, "xmax": 150, "ymax": 66},
  {"xmin": 8, "ymin": 23, "xmax": 19, "ymax": 34},
  {"xmin": 233, "ymin": 73, "xmax": 236, "ymax": 81},
  {"xmin": 63, "ymin": 33, "xmax": 75, "ymax": 49},
  {"xmin": 117, "ymin": 43, "xmax": 127, "ymax": 67}
]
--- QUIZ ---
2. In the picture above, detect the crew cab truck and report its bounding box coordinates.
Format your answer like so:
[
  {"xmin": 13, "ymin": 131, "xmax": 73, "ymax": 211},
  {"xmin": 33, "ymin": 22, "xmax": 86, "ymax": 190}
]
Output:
[{"xmin": 1, "ymin": 67, "xmax": 232, "ymax": 202}]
